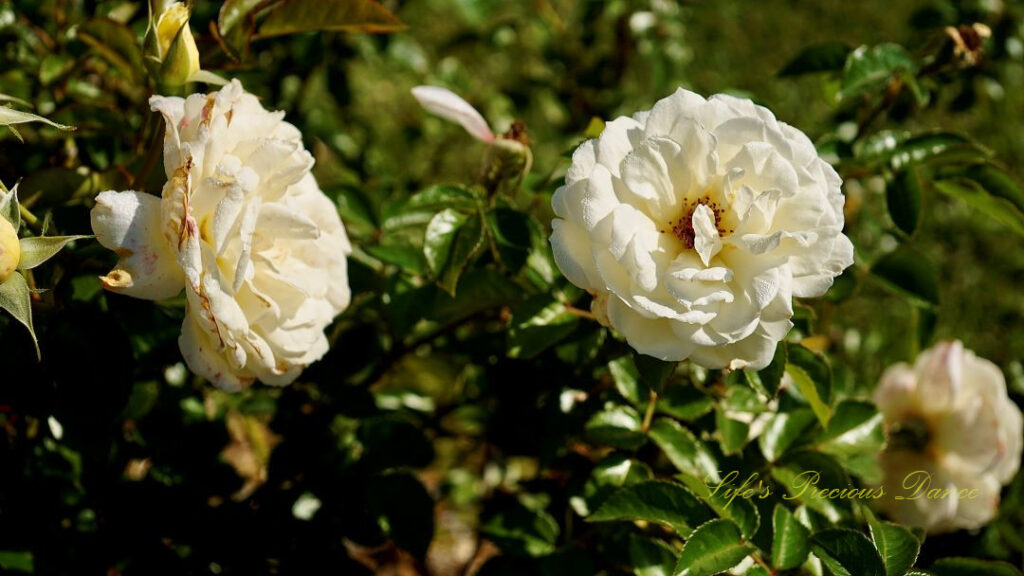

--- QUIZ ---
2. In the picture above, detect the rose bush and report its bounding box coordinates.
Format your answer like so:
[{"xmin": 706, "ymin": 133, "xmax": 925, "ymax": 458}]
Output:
[
  {"xmin": 91, "ymin": 80, "xmax": 351, "ymax": 390},
  {"xmin": 550, "ymin": 88, "xmax": 854, "ymax": 369},
  {"xmin": 875, "ymin": 340, "xmax": 1023, "ymax": 532}
]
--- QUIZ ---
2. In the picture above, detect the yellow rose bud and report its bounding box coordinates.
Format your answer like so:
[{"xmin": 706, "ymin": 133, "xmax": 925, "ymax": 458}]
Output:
[
  {"xmin": 155, "ymin": 2, "xmax": 200, "ymax": 85},
  {"xmin": 0, "ymin": 216, "xmax": 20, "ymax": 283}
]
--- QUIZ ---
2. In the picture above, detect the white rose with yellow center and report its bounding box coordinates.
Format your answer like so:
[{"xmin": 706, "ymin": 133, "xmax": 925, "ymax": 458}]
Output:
[
  {"xmin": 550, "ymin": 88, "xmax": 853, "ymax": 369},
  {"xmin": 874, "ymin": 340, "xmax": 1023, "ymax": 532},
  {"xmin": 91, "ymin": 80, "xmax": 352, "ymax": 390}
]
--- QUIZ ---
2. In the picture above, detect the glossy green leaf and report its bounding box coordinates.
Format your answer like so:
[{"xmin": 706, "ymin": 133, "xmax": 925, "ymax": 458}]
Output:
[
  {"xmin": 648, "ymin": 418, "xmax": 719, "ymax": 482},
  {"xmin": 772, "ymin": 451, "xmax": 852, "ymax": 521},
  {"xmin": 609, "ymin": 355, "xmax": 648, "ymax": 408},
  {"xmin": 840, "ymin": 43, "xmax": 917, "ymax": 101},
  {"xmin": 871, "ymin": 246, "xmax": 939, "ymax": 308},
  {"xmin": 755, "ymin": 342, "xmax": 787, "ymax": 398},
  {"xmin": 585, "ymin": 406, "xmax": 647, "ymax": 450},
  {"xmin": 786, "ymin": 345, "xmax": 833, "ymax": 426},
  {"xmin": 507, "ymin": 295, "xmax": 579, "ymax": 359},
  {"xmin": 423, "ymin": 208, "xmax": 468, "ymax": 276},
  {"xmin": 405, "ymin": 185, "xmax": 479, "ymax": 213},
  {"xmin": 258, "ymin": 0, "xmax": 407, "ymax": 38},
  {"xmin": 16, "ymin": 235, "xmax": 90, "ymax": 270},
  {"xmin": 865, "ymin": 509, "xmax": 920, "ymax": 576},
  {"xmin": 811, "ymin": 529, "xmax": 887, "ymax": 576},
  {"xmin": 772, "ymin": 504, "xmax": 810, "ymax": 570},
  {"xmin": 678, "ymin": 473, "xmax": 762, "ymax": 540},
  {"xmin": 672, "ymin": 519, "xmax": 753, "ymax": 576},
  {"xmin": 655, "ymin": 385, "xmax": 714, "ymax": 421},
  {"xmin": 887, "ymin": 167, "xmax": 923, "ymax": 235},
  {"xmin": 778, "ymin": 41, "xmax": 852, "ymax": 76},
  {"xmin": 481, "ymin": 498, "xmax": 560, "ymax": 557},
  {"xmin": 759, "ymin": 408, "xmax": 816, "ymax": 462},
  {"xmin": 0, "ymin": 272, "xmax": 38, "ymax": 358},
  {"xmin": 715, "ymin": 407, "xmax": 750, "ymax": 455},
  {"xmin": 931, "ymin": 558, "xmax": 1023, "ymax": 576},
  {"xmin": 589, "ymin": 481, "xmax": 712, "ymax": 538},
  {"xmin": 817, "ymin": 400, "xmax": 884, "ymax": 458}
]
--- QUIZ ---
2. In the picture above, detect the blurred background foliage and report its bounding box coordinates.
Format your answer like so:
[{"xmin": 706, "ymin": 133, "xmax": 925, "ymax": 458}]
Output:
[{"xmin": 1, "ymin": 0, "xmax": 1023, "ymax": 574}]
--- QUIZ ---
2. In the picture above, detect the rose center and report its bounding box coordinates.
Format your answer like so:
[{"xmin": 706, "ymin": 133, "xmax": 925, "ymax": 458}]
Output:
[
  {"xmin": 668, "ymin": 197, "xmax": 732, "ymax": 249},
  {"xmin": 887, "ymin": 416, "xmax": 932, "ymax": 452}
]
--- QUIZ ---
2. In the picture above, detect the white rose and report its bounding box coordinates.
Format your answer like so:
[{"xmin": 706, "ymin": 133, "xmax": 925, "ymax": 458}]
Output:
[
  {"xmin": 874, "ymin": 340, "xmax": 1023, "ymax": 532},
  {"xmin": 91, "ymin": 80, "xmax": 352, "ymax": 390},
  {"xmin": 550, "ymin": 88, "xmax": 853, "ymax": 369}
]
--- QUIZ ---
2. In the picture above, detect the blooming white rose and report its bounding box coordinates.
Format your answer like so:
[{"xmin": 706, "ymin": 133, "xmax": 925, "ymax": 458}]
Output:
[
  {"xmin": 91, "ymin": 80, "xmax": 352, "ymax": 390},
  {"xmin": 874, "ymin": 340, "xmax": 1023, "ymax": 532},
  {"xmin": 550, "ymin": 88, "xmax": 853, "ymax": 369}
]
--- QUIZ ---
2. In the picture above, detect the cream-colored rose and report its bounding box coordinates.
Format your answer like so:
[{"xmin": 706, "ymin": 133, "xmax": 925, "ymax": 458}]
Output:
[
  {"xmin": 550, "ymin": 88, "xmax": 853, "ymax": 369},
  {"xmin": 874, "ymin": 340, "xmax": 1023, "ymax": 532},
  {"xmin": 0, "ymin": 214, "xmax": 19, "ymax": 282},
  {"xmin": 91, "ymin": 80, "xmax": 352, "ymax": 390}
]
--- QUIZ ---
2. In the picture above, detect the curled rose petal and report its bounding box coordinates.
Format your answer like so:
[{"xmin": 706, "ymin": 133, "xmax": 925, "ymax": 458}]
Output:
[{"xmin": 412, "ymin": 85, "xmax": 496, "ymax": 143}]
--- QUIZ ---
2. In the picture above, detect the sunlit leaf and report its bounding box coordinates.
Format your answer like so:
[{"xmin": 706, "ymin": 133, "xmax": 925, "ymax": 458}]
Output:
[
  {"xmin": 16, "ymin": 235, "xmax": 91, "ymax": 270},
  {"xmin": 673, "ymin": 519, "xmax": 753, "ymax": 576},
  {"xmin": 0, "ymin": 272, "xmax": 38, "ymax": 358},
  {"xmin": 258, "ymin": 0, "xmax": 407, "ymax": 38}
]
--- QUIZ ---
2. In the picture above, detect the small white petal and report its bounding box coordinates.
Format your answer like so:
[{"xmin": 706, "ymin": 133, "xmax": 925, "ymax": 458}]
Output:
[{"xmin": 412, "ymin": 86, "xmax": 495, "ymax": 143}]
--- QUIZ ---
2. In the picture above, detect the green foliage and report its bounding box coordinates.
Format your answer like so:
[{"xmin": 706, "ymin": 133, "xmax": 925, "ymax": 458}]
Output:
[{"xmin": 2, "ymin": 0, "xmax": 1024, "ymax": 573}]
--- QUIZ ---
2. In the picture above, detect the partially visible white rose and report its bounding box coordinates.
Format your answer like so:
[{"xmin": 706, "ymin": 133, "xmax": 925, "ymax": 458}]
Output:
[
  {"xmin": 91, "ymin": 80, "xmax": 352, "ymax": 390},
  {"xmin": 0, "ymin": 212, "xmax": 19, "ymax": 283},
  {"xmin": 875, "ymin": 340, "xmax": 1023, "ymax": 532},
  {"xmin": 550, "ymin": 88, "xmax": 853, "ymax": 369}
]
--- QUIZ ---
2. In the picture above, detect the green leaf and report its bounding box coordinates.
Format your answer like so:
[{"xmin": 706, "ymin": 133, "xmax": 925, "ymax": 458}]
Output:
[
  {"xmin": 364, "ymin": 242, "xmax": 427, "ymax": 275},
  {"xmin": 678, "ymin": 474, "xmax": 762, "ymax": 540},
  {"xmin": 578, "ymin": 454, "xmax": 653, "ymax": 516},
  {"xmin": 715, "ymin": 407, "xmax": 750, "ymax": 455},
  {"xmin": 216, "ymin": 0, "xmax": 268, "ymax": 58},
  {"xmin": 0, "ymin": 273, "xmax": 38, "ymax": 359},
  {"xmin": 635, "ymin": 354, "xmax": 676, "ymax": 393},
  {"xmin": 865, "ymin": 509, "xmax": 920, "ymax": 576},
  {"xmin": 840, "ymin": 43, "xmax": 917, "ymax": 102},
  {"xmin": 585, "ymin": 406, "xmax": 647, "ymax": 450},
  {"xmin": 589, "ymin": 481, "xmax": 712, "ymax": 538},
  {"xmin": 77, "ymin": 17, "xmax": 147, "ymax": 82},
  {"xmin": 488, "ymin": 208, "xmax": 533, "ymax": 273},
  {"xmin": 481, "ymin": 497, "xmax": 560, "ymax": 557},
  {"xmin": 438, "ymin": 211, "xmax": 486, "ymax": 296},
  {"xmin": 0, "ymin": 106, "xmax": 73, "ymax": 133},
  {"xmin": 854, "ymin": 131, "xmax": 991, "ymax": 170},
  {"xmin": 772, "ymin": 504, "xmax": 810, "ymax": 570},
  {"xmin": 405, "ymin": 185, "xmax": 480, "ymax": 213},
  {"xmin": 258, "ymin": 0, "xmax": 407, "ymax": 38},
  {"xmin": 759, "ymin": 408, "xmax": 816, "ymax": 462},
  {"xmin": 785, "ymin": 345, "xmax": 833, "ymax": 426},
  {"xmin": 507, "ymin": 295, "xmax": 579, "ymax": 359},
  {"xmin": 423, "ymin": 208, "xmax": 468, "ymax": 276},
  {"xmin": 931, "ymin": 558, "xmax": 1023, "ymax": 576},
  {"xmin": 811, "ymin": 529, "xmax": 887, "ymax": 576},
  {"xmin": 648, "ymin": 418, "xmax": 719, "ymax": 482},
  {"xmin": 778, "ymin": 41, "xmax": 853, "ymax": 76},
  {"xmin": 0, "ymin": 551, "xmax": 33, "ymax": 573},
  {"xmin": 871, "ymin": 246, "xmax": 939, "ymax": 308},
  {"xmin": 934, "ymin": 164, "xmax": 1024, "ymax": 236},
  {"xmin": 609, "ymin": 355, "xmax": 648, "ymax": 408},
  {"xmin": 817, "ymin": 400, "xmax": 884, "ymax": 458},
  {"xmin": 428, "ymin": 268, "xmax": 523, "ymax": 325},
  {"xmin": 364, "ymin": 472, "xmax": 435, "ymax": 559},
  {"xmin": 755, "ymin": 342, "xmax": 787, "ymax": 398},
  {"xmin": 656, "ymin": 385, "xmax": 714, "ymax": 421},
  {"xmin": 629, "ymin": 534, "xmax": 677, "ymax": 576},
  {"xmin": 771, "ymin": 451, "xmax": 852, "ymax": 521},
  {"xmin": 16, "ymin": 235, "xmax": 90, "ymax": 270},
  {"xmin": 887, "ymin": 167, "xmax": 923, "ymax": 235},
  {"xmin": 672, "ymin": 519, "xmax": 753, "ymax": 576}
]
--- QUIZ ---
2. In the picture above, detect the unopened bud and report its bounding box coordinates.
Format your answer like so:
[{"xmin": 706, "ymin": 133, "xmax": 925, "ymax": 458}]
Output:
[
  {"xmin": 154, "ymin": 2, "xmax": 200, "ymax": 86},
  {"xmin": 481, "ymin": 122, "xmax": 532, "ymax": 192},
  {"xmin": 0, "ymin": 216, "xmax": 20, "ymax": 282}
]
